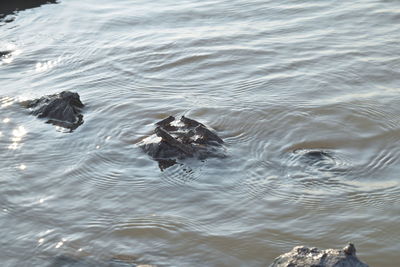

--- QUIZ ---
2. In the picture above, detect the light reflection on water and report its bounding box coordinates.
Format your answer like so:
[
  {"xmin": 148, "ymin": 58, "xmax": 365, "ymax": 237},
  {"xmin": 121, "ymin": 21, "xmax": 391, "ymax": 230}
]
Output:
[
  {"xmin": 18, "ymin": 164, "xmax": 26, "ymax": 170},
  {"xmin": 35, "ymin": 58, "xmax": 62, "ymax": 73},
  {"xmin": 8, "ymin": 125, "xmax": 27, "ymax": 150},
  {"xmin": 0, "ymin": 0, "xmax": 400, "ymax": 266}
]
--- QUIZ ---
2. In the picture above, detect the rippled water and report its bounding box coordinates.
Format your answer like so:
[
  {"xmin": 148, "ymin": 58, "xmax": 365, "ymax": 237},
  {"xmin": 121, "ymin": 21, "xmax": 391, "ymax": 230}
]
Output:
[{"xmin": 1, "ymin": 0, "xmax": 400, "ymax": 266}]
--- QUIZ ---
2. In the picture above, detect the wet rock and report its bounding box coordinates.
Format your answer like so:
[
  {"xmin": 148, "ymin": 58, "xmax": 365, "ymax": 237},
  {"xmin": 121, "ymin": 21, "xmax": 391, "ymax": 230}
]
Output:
[
  {"xmin": 21, "ymin": 91, "xmax": 84, "ymax": 130},
  {"xmin": 293, "ymin": 148, "xmax": 338, "ymax": 170},
  {"xmin": 0, "ymin": 50, "xmax": 12, "ymax": 57},
  {"xmin": 0, "ymin": 0, "xmax": 58, "ymax": 20},
  {"xmin": 139, "ymin": 116, "xmax": 225, "ymax": 170},
  {"xmin": 270, "ymin": 243, "xmax": 369, "ymax": 267},
  {"xmin": 294, "ymin": 149, "xmax": 333, "ymax": 163},
  {"xmin": 301, "ymin": 150, "xmax": 331, "ymax": 161}
]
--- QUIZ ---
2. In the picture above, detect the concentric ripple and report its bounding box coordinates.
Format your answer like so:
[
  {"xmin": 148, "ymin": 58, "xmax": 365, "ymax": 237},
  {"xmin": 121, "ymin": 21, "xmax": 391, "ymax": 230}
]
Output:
[
  {"xmin": 110, "ymin": 214, "xmax": 210, "ymax": 236},
  {"xmin": 286, "ymin": 149, "xmax": 352, "ymax": 176},
  {"xmin": 62, "ymin": 137, "xmax": 157, "ymax": 191},
  {"xmin": 160, "ymin": 159, "xmax": 206, "ymax": 186},
  {"xmin": 231, "ymin": 98, "xmax": 400, "ymax": 211}
]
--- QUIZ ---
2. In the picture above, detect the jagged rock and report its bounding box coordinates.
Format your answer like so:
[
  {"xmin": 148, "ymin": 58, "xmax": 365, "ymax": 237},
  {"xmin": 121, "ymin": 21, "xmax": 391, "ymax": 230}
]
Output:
[
  {"xmin": 270, "ymin": 243, "xmax": 369, "ymax": 267},
  {"xmin": 139, "ymin": 116, "xmax": 225, "ymax": 170},
  {"xmin": 21, "ymin": 91, "xmax": 84, "ymax": 130}
]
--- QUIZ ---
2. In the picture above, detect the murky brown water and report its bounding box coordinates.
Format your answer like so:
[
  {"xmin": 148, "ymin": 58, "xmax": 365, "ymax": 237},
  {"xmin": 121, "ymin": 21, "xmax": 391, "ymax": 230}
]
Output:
[{"xmin": 1, "ymin": 0, "xmax": 400, "ymax": 266}]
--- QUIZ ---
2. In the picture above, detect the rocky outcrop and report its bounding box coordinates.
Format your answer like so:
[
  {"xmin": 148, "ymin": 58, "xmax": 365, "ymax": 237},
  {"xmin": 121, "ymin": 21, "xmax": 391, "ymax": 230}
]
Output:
[
  {"xmin": 21, "ymin": 91, "xmax": 84, "ymax": 130},
  {"xmin": 270, "ymin": 243, "xmax": 369, "ymax": 267},
  {"xmin": 139, "ymin": 116, "xmax": 225, "ymax": 170}
]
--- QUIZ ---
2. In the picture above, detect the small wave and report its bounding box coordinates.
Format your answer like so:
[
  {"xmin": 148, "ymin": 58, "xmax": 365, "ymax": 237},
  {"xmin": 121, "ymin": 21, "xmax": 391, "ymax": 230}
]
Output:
[{"xmin": 160, "ymin": 159, "xmax": 206, "ymax": 187}]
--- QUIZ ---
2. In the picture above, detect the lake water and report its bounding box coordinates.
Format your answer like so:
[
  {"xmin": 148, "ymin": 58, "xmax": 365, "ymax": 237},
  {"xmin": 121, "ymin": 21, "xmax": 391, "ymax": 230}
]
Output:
[{"xmin": 1, "ymin": 0, "xmax": 400, "ymax": 266}]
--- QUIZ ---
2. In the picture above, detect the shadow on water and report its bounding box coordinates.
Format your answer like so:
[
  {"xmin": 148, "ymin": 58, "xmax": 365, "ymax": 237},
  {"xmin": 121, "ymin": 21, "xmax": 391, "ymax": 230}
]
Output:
[{"xmin": 0, "ymin": 0, "xmax": 58, "ymax": 20}]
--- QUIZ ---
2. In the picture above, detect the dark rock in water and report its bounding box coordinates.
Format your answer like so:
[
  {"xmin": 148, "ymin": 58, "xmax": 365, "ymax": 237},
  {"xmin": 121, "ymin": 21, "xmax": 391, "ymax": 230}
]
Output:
[
  {"xmin": 270, "ymin": 243, "xmax": 369, "ymax": 267},
  {"xmin": 139, "ymin": 116, "xmax": 225, "ymax": 170},
  {"xmin": 293, "ymin": 149, "xmax": 336, "ymax": 169},
  {"xmin": 157, "ymin": 159, "xmax": 178, "ymax": 171},
  {"xmin": 302, "ymin": 150, "xmax": 331, "ymax": 161},
  {"xmin": 0, "ymin": 50, "xmax": 12, "ymax": 57},
  {"xmin": 21, "ymin": 91, "xmax": 84, "ymax": 130},
  {"xmin": 0, "ymin": 0, "xmax": 58, "ymax": 20}
]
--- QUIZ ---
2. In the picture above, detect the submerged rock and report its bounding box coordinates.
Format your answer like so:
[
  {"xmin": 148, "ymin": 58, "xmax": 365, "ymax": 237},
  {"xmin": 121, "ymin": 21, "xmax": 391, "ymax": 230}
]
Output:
[
  {"xmin": 139, "ymin": 116, "xmax": 225, "ymax": 170},
  {"xmin": 292, "ymin": 148, "xmax": 338, "ymax": 171},
  {"xmin": 270, "ymin": 243, "xmax": 369, "ymax": 267},
  {"xmin": 21, "ymin": 91, "xmax": 84, "ymax": 130},
  {"xmin": 293, "ymin": 149, "xmax": 334, "ymax": 163}
]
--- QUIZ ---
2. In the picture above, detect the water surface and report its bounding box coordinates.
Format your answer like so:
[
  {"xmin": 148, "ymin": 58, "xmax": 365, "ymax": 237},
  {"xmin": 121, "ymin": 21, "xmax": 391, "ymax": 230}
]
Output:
[{"xmin": 1, "ymin": 0, "xmax": 400, "ymax": 266}]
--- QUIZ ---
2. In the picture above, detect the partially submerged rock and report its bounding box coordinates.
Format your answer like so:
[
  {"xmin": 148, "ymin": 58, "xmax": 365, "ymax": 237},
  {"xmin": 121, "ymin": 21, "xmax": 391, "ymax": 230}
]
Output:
[
  {"xmin": 293, "ymin": 149, "xmax": 334, "ymax": 163},
  {"xmin": 0, "ymin": 50, "xmax": 12, "ymax": 58},
  {"xmin": 21, "ymin": 91, "xmax": 84, "ymax": 130},
  {"xmin": 292, "ymin": 148, "xmax": 339, "ymax": 171},
  {"xmin": 139, "ymin": 116, "xmax": 225, "ymax": 170},
  {"xmin": 270, "ymin": 243, "xmax": 369, "ymax": 267}
]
